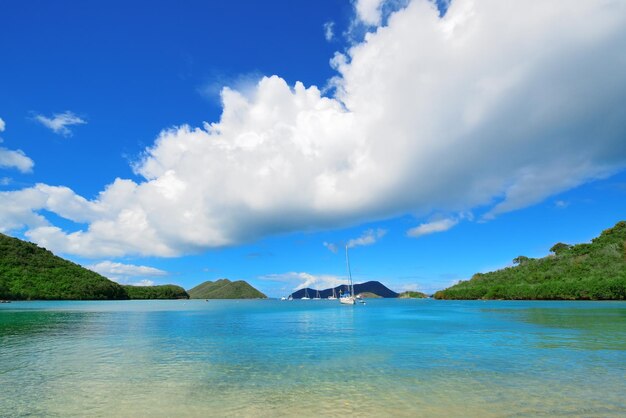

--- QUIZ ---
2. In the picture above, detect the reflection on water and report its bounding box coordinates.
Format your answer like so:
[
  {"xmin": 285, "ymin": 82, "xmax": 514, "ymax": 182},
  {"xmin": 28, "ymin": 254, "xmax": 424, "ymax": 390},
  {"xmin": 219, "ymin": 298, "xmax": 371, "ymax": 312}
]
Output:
[
  {"xmin": 1, "ymin": 300, "xmax": 625, "ymax": 417},
  {"xmin": 483, "ymin": 303, "xmax": 626, "ymax": 351}
]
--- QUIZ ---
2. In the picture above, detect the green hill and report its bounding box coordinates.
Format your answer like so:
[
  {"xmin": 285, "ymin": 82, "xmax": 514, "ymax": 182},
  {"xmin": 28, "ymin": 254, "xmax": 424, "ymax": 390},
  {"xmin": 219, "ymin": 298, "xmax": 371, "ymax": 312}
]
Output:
[
  {"xmin": 0, "ymin": 232, "xmax": 127, "ymax": 300},
  {"xmin": 434, "ymin": 221, "xmax": 626, "ymax": 300},
  {"xmin": 188, "ymin": 279, "xmax": 266, "ymax": 299},
  {"xmin": 123, "ymin": 284, "xmax": 189, "ymax": 299},
  {"xmin": 0, "ymin": 232, "xmax": 189, "ymax": 300}
]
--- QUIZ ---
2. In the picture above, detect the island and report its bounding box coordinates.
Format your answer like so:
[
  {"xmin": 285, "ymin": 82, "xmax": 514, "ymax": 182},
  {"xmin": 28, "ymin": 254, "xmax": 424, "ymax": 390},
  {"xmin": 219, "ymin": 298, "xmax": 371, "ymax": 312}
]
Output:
[
  {"xmin": 0, "ymin": 232, "xmax": 189, "ymax": 300},
  {"xmin": 398, "ymin": 291, "xmax": 428, "ymax": 299},
  {"xmin": 188, "ymin": 279, "xmax": 267, "ymax": 299},
  {"xmin": 434, "ymin": 221, "xmax": 626, "ymax": 300}
]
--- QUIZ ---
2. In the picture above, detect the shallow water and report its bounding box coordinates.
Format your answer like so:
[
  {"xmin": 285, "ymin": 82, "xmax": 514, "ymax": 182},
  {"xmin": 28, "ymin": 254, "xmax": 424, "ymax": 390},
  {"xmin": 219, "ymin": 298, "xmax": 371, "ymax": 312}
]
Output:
[{"xmin": 1, "ymin": 299, "xmax": 625, "ymax": 417}]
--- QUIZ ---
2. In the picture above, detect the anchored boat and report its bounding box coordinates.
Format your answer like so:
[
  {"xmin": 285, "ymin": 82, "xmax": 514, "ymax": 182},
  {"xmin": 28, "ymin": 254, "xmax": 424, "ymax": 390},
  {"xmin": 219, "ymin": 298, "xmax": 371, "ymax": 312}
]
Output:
[{"xmin": 340, "ymin": 245, "xmax": 356, "ymax": 305}]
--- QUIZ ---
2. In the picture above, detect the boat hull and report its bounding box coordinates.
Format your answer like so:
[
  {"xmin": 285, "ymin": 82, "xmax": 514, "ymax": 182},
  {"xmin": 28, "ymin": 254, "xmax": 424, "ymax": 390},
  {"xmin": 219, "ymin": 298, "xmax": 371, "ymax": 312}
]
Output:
[{"xmin": 339, "ymin": 297, "xmax": 355, "ymax": 305}]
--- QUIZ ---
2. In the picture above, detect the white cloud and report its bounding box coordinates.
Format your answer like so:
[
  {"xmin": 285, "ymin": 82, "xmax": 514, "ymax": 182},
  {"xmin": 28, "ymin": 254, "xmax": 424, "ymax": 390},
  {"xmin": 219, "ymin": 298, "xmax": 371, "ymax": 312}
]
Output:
[
  {"xmin": 0, "ymin": 146, "xmax": 34, "ymax": 173},
  {"xmin": 351, "ymin": 0, "xmax": 411, "ymax": 30},
  {"xmin": 355, "ymin": 0, "xmax": 385, "ymax": 26},
  {"xmin": 0, "ymin": 121, "xmax": 34, "ymax": 173},
  {"xmin": 258, "ymin": 272, "xmax": 344, "ymax": 291},
  {"xmin": 130, "ymin": 279, "xmax": 156, "ymax": 286},
  {"xmin": 323, "ymin": 21, "xmax": 335, "ymax": 41},
  {"xmin": 34, "ymin": 111, "xmax": 86, "ymax": 137},
  {"xmin": 86, "ymin": 260, "xmax": 167, "ymax": 286},
  {"xmin": 0, "ymin": 187, "xmax": 50, "ymax": 233},
  {"xmin": 407, "ymin": 218, "xmax": 457, "ymax": 238},
  {"xmin": 0, "ymin": 177, "xmax": 11, "ymax": 186},
  {"xmin": 1, "ymin": 0, "xmax": 626, "ymax": 258},
  {"xmin": 347, "ymin": 228, "xmax": 387, "ymax": 248}
]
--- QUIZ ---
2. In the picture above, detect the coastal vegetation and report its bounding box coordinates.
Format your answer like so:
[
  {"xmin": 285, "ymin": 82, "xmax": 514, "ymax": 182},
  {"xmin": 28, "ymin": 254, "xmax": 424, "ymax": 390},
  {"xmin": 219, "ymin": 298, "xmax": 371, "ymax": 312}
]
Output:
[
  {"xmin": 434, "ymin": 221, "xmax": 626, "ymax": 300},
  {"xmin": 123, "ymin": 284, "xmax": 189, "ymax": 299},
  {"xmin": 0, "ymin": 233, "xmax": 187, "ymax": 300},
  {"xmin": 188, "ymin": 279, "xmax": 266, "ymax": 299}
]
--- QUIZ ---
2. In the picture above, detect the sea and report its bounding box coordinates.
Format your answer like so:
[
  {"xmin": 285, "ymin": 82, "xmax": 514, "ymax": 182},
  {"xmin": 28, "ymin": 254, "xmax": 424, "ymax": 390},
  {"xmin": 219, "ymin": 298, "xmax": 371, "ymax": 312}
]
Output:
[{"xmin": 1, "ymin": 299, "xmax": 625, "ymax": 417}]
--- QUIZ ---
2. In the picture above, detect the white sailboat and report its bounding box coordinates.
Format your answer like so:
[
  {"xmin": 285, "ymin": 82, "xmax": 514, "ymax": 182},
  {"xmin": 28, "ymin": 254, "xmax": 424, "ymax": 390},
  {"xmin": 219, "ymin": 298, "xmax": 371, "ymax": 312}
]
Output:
[
  {"xmin": 301, "ymin": 288, "xmax": 310, "ymax": 300},
  {"xmin": 313, "ymin": 289, "xmax": 321, "ymax": 300},
  {"xmin": 327, "ymin": 287, "xmax": 337, "ymax": 300},
  {"xmin": 340, "ymin": 245, "xmax": 356, "ymax": 305}
]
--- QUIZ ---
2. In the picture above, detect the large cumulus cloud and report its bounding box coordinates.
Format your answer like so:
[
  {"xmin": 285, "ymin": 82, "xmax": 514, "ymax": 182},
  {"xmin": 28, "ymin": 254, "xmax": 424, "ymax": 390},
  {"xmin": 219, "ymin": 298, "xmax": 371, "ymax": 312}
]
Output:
[{"xmin": 2, "ymin": 0, "xmax": 626, "ymax": 257}]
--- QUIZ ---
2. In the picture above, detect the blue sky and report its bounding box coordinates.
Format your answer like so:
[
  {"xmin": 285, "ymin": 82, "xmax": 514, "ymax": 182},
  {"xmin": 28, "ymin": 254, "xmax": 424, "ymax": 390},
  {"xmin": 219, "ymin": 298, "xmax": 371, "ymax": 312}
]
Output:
[{"xmin": 1, "ymin": 0, "xmax": 625, "ymax": 296}]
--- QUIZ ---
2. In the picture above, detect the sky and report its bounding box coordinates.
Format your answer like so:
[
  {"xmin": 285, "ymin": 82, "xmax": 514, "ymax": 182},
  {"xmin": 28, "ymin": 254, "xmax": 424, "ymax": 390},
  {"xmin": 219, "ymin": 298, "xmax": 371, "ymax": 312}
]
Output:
[{"xmin": 1, "ymin": 0, "xmax": 626, "ymax": 297}]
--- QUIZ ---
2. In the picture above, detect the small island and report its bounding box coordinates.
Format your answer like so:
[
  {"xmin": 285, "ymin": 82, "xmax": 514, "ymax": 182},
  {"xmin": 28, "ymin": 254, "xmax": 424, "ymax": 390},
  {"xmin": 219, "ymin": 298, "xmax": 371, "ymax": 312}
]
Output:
[
  {"xmin": 398, "ymin": 291, "xmax": 428, "ymax": 299},
  {"xmin": 434, "ymin": 221, "xmax": 626, "ymax": 300},
  {"xmin": 188, "ymin": 279, "xmax": 266, "ymax": 299}
]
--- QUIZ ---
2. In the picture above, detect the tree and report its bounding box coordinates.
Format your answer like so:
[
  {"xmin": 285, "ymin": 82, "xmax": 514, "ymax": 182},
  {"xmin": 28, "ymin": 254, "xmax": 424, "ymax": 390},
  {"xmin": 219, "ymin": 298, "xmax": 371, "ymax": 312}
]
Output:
[
  {"xmin": 550, "ymin": 242, "xmax": 571, "ymax": 255},
  {"xmin": 513, "ymin": 256, "xmax": 530, "ymax": 265}
]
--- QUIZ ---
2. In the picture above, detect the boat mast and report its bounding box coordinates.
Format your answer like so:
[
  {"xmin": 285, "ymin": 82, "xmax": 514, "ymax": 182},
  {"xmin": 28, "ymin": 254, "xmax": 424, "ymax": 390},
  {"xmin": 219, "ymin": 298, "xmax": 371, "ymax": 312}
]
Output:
[{"xmin": 345, "ymin": 245, "xmax": 354, "ymax": 297}]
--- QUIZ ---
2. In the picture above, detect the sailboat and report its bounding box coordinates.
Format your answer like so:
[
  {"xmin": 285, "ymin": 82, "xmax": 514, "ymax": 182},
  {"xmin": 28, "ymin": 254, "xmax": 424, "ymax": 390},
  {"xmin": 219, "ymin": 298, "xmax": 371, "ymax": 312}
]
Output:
[
  {"xmin": 327, "ymin": 287, "xmax": 337, "ymax": 300},
  {"xmin": 301, "ymin": 288, "xmax": 310, "ymax": 300},
  {"xmin": 340, "ymin": 245, "xmax": 356, "ymax": 305},
  {"xmin": 313, "ymin": 289, "xmax": 321, "ymax": 300}
]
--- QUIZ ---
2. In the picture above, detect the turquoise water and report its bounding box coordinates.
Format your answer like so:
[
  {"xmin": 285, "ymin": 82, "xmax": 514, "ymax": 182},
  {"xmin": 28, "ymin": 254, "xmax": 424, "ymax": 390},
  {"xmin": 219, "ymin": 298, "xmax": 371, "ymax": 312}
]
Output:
[{"xmin": 1, "ymin": 299, "xmax": 625, "ymax": 417}]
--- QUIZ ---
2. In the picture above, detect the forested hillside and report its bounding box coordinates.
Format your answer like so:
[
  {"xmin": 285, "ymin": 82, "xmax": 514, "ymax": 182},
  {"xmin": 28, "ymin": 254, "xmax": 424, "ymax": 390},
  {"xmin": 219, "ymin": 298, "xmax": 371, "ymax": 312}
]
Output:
[
  {"xmin": 0, "ymin": 233, "xmax": 127, "ymax": 300},
  {"xmin": 435, "ymin": 221, "xmax": 626, "ymax": 300},
  {"xmin": 0, "ymin": 233, "xmax": 188, "ymax": 300}
]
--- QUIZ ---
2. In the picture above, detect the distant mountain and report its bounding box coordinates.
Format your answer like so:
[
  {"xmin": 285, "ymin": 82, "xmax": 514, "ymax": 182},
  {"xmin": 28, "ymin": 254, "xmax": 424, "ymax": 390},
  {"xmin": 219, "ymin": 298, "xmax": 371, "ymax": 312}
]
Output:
[
  {"xmin": 434, "ymin": 221, "xmax": 626, "ymax": 300},
  {"xmin": 291, "ymin": 281, "xmax": 398, "ymax": 299},
  {"xmin": 0, "ymin": 232, "xmax": 188, "ymax": 300},
  {"xmin": 188, "ymin": 279, "xmax": 267, "ymax": 299}
]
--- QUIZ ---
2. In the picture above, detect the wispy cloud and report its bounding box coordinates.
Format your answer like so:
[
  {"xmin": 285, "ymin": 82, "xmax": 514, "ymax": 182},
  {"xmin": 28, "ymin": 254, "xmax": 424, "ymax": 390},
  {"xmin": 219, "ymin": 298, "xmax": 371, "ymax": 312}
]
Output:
[
  {"xmin": 323, "ymin": 241, "xmax": 338, "ymax": 253},
  {"xmin": 323, "ymin": 21, "xmax": 335, "ymax": 41},
  {"xmin": 34, "ymin": 111, "xmax": 86, "ymax": 137},
  {"xmin": 86, "ymin": 260, "xmax": 167, "ymax": 286},
  {"xmin": 347, "ymin": 228, "xmax": 387, "ymax": 248},
  {"xmin": 0, "ymin": 117, "xmax": 5, "ymax": 132},
  {"xmin": 323, "ymin": 228, "xmax": 387, "ymax": 253},
  {"xmin": 407, "ymin": 218, "xmax": 458, "ymax": 238},
  {"xmin": 554, "ymin": 200, "xmax": 569, "ymax": 209}
]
